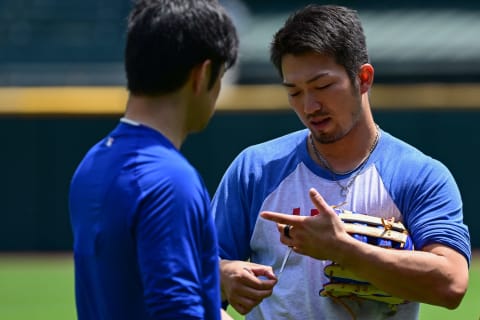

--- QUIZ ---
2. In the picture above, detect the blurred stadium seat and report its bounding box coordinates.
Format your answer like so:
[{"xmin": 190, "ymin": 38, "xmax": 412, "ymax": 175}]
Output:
[{"xmin": 0, "ymin": 0, "xmax": 130, "ymax": 85}]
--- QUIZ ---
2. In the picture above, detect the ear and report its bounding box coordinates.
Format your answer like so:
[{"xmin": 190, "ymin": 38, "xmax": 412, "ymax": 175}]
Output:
[
  {"xmin": 358, "ymin": 63, "xmax": 374, "ymax": 94},
  {"xmin": 191, "ymin": 60, "xmax": 212, "ymax": 95}
]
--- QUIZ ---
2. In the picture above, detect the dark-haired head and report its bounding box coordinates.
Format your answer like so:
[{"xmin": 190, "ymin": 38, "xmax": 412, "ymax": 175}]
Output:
[
  {"xmin": 270, "ymin": 5, "xmax": 368, "ymax": 84},
  {"xmin": 125, "ymin": 0, "xmax": 239, "ymax": 96}
]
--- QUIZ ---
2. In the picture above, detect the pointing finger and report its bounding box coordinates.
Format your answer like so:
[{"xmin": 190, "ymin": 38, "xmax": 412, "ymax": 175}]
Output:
[{"xmin": 260, "ymin": 211, "xmax": 304, "ymax": 227}]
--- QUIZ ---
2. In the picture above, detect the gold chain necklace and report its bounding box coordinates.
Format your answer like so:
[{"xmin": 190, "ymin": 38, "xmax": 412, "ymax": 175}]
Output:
[{"xmin": 309, "ymin": 128, "xmax": 379, "ymax": 197}]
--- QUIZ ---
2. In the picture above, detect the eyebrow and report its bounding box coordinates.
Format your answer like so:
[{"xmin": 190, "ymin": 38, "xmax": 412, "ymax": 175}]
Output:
[{"xmin": 282, "ymin": 72, "xmax": 329, "ymax": 88}]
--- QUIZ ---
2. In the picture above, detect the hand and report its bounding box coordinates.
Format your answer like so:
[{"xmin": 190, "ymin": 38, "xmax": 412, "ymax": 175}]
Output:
[
  {"xmin": 260, "ymin": 188, "xmax": 354, "ymax": 261},
  {"xmin": 220, "ymin": 259, "xmax": 277, "ymax": 315}
]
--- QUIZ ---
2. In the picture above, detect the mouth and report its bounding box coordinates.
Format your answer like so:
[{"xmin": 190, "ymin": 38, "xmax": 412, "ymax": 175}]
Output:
[{"xmin": 309, "ymin": 117, "xmax": 331, "ymax": 131}]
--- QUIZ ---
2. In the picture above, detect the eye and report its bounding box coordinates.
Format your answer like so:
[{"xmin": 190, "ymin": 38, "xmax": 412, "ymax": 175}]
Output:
[
  {"xmin": 288, "ymin": 91, "xmax": 301, "ymax": 97},
  {"xmin": 316, "ymin": 83, "xmax": 331, "ymax": 90}
]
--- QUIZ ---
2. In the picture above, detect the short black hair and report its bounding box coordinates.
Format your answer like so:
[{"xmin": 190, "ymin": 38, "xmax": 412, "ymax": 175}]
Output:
[
  {"xmin": 125, "ymin": 0, "xmax": 239, "ymax": 95},
  {"xmin": 270, "ymin": 4, "xmax": 369, "ymax": 83}
]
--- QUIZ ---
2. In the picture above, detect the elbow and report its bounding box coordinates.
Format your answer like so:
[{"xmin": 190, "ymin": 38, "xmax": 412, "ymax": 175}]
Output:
[
  {"xmin": 443, "ymin": 295, "xmax": 464, "ymax": 310},
  {"xmin": 439, "ymin": 279, "xmax": 468, "ymax": 310},
  {"xmin": 420, "ymin": 244, "xmax": 470, "ymax": 310},
  {"xmin": 443, "ymin": 288, "xmax": 467, "ymax": 310}
]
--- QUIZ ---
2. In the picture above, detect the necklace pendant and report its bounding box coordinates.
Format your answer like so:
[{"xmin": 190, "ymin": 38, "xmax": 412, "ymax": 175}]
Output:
[{"xmin": 340, "ymin": 187, "xmax": 349, "ymax": 197}]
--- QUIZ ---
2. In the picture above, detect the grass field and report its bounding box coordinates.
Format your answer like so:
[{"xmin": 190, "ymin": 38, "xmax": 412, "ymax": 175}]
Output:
[{"xmin": 0, "ymin": 252, "xmax": 478, "ymax": 319}]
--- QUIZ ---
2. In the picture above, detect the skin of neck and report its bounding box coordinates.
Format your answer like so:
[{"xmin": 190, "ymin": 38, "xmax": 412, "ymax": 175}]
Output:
[
  {"xmin": 310, "ymin": 95, "xmax": 378, "ymax": 174},
  {"xmin": 123, "ymin": 89, "xmax": 191, "ymax": 149}
]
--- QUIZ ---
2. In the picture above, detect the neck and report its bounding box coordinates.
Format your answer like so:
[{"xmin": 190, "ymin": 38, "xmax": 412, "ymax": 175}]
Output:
[
  {"xmin": 309, "ymin": 123, "xmax": 379, "ymax": 174},
  {"xmin": 123, "ymin": 94, "xmax": 188, "ymax": 149}
]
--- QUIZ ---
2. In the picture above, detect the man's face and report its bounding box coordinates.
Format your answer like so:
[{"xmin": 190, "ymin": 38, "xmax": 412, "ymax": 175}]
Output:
[{"xmin": 281, "ymin": 52, "xmax": 363, "ymax": 144}]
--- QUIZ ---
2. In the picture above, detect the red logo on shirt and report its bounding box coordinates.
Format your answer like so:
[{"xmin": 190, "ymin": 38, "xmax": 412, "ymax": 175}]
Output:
[{"xmin": 291, "ymin": 208, "xmax": 319, "ymax": 216}]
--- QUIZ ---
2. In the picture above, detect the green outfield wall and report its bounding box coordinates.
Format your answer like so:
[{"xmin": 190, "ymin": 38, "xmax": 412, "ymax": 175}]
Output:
[{"xmin": 0, "ymin": 108, "xmax": 478, "ymax": 251}]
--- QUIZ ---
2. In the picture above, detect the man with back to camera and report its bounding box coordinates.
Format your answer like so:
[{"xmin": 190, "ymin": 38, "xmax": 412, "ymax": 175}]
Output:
[
  {"xmin": 69, "ymin": 0, "xmax": 239, "ymax": 319},
  {"xmin": 212, "ymin": 4, "xmax": 470, "ymax": 319}
]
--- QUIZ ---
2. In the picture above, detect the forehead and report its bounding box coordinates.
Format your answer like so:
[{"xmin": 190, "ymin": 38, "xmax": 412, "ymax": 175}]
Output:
[{"xmin": 281, "ymin": 52, "xmax": 347, "ymax": 84}]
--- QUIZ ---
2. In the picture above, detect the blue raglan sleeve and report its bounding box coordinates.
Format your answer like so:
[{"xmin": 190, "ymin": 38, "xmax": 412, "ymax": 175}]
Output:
[
  {"xmin": 211, "ymin": 130, "xmax": 310, "ymax": 263},
  {"xmin": 212, "ymin": 151, "xmax": 254, "ymax": 261},
  {"xmin": 134, "ymin": 162, "xmax": 221, "ymax": 320},
  {"xmin": 394, "ymin": 157, "xmax": 471, "ymax": 265},
  {"xmin": 382, "ymin": 147, "xmax": 471, "ymax": 262}
]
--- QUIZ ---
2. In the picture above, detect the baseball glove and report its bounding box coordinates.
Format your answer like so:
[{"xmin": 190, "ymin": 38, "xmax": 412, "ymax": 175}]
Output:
[{"xmin": 319, "ymin": 208, "xmax": 414, "ymax": 315}]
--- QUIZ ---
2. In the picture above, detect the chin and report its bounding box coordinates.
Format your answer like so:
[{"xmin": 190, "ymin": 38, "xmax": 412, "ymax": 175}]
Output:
[{"xmin": 312, "ymin": 130, "xmax": 345, "ymax": 144}]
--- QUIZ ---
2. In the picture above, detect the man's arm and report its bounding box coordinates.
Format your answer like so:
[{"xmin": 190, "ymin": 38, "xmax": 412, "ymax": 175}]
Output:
[
  {"xmin": 335, "ymin": 236, "xmax": 468, "ymax": 308},
  {"xmin": 261, "ymin": 188, "xmax": 469, "ymax": 309}
]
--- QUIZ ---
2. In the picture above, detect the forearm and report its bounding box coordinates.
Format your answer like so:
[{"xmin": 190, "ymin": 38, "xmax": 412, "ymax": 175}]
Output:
[{"xmin": 336, "ymin": 241, "xmax": 469, "ymax": 308}]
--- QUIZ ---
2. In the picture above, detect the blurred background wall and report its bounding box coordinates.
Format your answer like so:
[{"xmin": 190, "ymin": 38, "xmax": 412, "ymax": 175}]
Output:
[{"xmin": 0, "ymin": 0, "xmax": 479, "ymax": 250}]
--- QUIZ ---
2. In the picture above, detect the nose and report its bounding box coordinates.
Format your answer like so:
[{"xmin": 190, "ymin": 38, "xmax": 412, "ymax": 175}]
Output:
[{"xmin": 303, "ymin": 91, "xmax": 322, "ymax": 114}]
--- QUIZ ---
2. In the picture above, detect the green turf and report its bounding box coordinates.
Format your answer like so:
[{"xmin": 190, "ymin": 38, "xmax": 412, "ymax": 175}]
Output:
[
  {"xmin": 0, "ymin": 253, "xmax": 477, "ymax": 319},
  {"xmin": 0, "ymin": 253, "xmax": 76, "ymax": 320}
]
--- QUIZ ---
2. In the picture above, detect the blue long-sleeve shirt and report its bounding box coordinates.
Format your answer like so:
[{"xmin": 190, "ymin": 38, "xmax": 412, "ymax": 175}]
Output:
[{"xmin": 69, "ymin": 120, "xmax": 220, "ymax": 319}]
